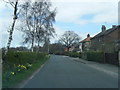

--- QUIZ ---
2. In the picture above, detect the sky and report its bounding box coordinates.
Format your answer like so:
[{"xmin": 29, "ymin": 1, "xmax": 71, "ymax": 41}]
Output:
[{"xmin": 0, "ymin": 0, "xmax": 119, "ymax": 48}]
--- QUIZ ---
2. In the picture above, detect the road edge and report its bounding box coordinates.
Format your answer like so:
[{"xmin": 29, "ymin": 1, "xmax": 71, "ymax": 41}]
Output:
[
  {"xmin": 15, "ymin": 57, "xmax": 50, "ymax": 88},
  {"xmin": 70, "ymin": 57, "xmax": 118, "ymax": 78}
]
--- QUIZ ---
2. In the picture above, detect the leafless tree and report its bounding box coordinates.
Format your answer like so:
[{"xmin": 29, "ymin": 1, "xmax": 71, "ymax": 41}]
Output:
[
  {"xmin": 4, "ymin": 0, "xmax": 20, "ymax": 54},
  {"xmin": 43, "ymin": 8, "xmax": 56, "ymax": 53},
  {"xmin": 20, "ymin": 1, "xmax": 36, "ymax": 52},
  {"xmin": 60, "ymin": 31, "xmax": 81, "ymax": 51},
  {"xmin": 19, "ymin": 0, "xmax": 56, "ymax": 52}
]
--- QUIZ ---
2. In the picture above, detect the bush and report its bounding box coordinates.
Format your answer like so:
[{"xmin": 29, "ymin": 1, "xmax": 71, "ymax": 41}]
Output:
[
  {"xmin": 3, "ymin": 51, "xmax": 47, "ymax": 67},
  {"xmin": 68, "ymin": 52, "xmax": 81, "ymax": 58},
  {"xmin": 86, "ymin": 51, "xmax": 104, "ymax": 63},
  {"xmin": 81, "ymin": 52, "xmax": 87, "ymax": 60}
]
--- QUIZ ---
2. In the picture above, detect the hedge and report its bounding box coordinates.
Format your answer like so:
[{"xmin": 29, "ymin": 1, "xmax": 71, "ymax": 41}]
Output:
[
  {"xmin": 86, "ymin": 51, "xmax": 104, "ymax": 63},
  {"xmin": 68, "ymin": 52, "xmax": 81, "ymax": 58},
  {"xmin": 3, "ymin": 51, "xmax": 47, "ymax": 67}
]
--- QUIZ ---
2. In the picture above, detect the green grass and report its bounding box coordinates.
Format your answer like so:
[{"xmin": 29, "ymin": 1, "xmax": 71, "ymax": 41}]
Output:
[{"xmin": 2, "ymin": 52, "xmax": 50, "ymax": 88}]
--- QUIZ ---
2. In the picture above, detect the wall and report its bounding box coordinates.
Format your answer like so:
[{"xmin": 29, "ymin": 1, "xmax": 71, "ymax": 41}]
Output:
[
  {"xmin": 91, "ymin": 28, "xmax": 119, "ymax": 53},
  {"xmin": 105, "ymin": 29, "xmax": 118, "ymax": 43},
  {"xmin": 82, "ymin": 41, "xmax": 91, "ymax": 52}
]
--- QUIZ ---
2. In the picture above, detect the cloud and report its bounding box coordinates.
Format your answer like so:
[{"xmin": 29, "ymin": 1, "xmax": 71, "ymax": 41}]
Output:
[
  {"xmin": 0, "ymin": 0, "xmax": 119, "ymax": 47},
  {"xmin": 50, "ymin": 25, "xmax": 66, "ymax": 43},
  {"xmin": 0, "ymin": 2, "xmax": 23, "ymax": 47},
  {"xmin": 92, "ymin": 10, "xmax": 118, "ymax": 23},
  {"xmin": 52, "ymin": 25, "xmax": 91, "ymax": 42},
  {"xmin": 52, "ymin": 0, "xmax": 118, "ymax": 2},
  {"xmin": 52, "ymin": 2, "xmax": 118, "ymax": 25}
]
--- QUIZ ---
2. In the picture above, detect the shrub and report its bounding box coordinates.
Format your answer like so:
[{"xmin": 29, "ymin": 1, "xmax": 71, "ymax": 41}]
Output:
[
  {"xmin": 81, "ymin": 52, "xmax": 87, "ymax": 60},
  {"xmin": 86, "ymin": 51, "xmax": 104, "ymax": 63},
  {"xmin": 68, "ymin": 52, "xmax": 81, "ymax": 58},
  {"xmin": 3, "ymin": 51, "xmax": 47, "ymax": 67}
]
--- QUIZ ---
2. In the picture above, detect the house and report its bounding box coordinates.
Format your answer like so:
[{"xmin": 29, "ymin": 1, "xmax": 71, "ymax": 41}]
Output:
[
  {"xmin": 80, "ymin": 34, "xmax": 92, "ymax": 52},
  {"xmin": 69, "ymin": 43, "xmax": 81, "ymax": 52},
  {"xmin": 91, "ymin": 25, "xmax": 120, "ymax": 53}
]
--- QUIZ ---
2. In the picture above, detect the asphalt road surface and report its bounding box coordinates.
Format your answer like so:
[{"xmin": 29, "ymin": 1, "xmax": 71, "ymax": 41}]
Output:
[{"xmin": 23, "ymin": 55, "xmax": 118, "ymax": 88}]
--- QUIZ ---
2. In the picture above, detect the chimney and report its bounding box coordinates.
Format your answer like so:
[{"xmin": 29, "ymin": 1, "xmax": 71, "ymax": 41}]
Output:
[
  {"xmin": 87, "ymin": 34, "xmax": 90, "ymax": 37},
  {"xmin": 101, "ymin": 25, "xmax": 106, "ymax": 32}
]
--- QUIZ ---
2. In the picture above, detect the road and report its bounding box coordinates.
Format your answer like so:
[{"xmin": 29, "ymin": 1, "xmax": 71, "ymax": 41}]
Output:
[{"xmin": 23, "ymin": 55, "xmax": 118, "ymax": 88}]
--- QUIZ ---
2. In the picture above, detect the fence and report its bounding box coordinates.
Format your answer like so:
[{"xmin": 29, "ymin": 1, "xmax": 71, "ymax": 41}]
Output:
[{"xmin": 105, "ymin": 52, "xmax": 119, "ymax": 66}]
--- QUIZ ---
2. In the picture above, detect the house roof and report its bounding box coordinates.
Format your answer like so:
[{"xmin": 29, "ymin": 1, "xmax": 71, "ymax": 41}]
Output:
[
  {"xmin": 91, "ymin": 25, "xmax": 120, "ymax": 39},
  {"xmin": 80, "ymin": 36, "xmax": 92, "ymax": 43}
]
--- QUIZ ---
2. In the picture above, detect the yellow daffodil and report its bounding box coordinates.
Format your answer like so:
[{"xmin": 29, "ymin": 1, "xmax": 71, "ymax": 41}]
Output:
[
  {"xmin": 11, "ymin": 72, "xmax": 15, "ymax": 75},
  {"xmin": 18, "ymin": 69, "xmax": 20, "ymax": 71},
  {"xmin": 18, "ymin": 64, "xmax": 21, "ymax": 67},
  {"xmin": 23, "ymin": 66, "xmax": 27, "ymax": 69}
]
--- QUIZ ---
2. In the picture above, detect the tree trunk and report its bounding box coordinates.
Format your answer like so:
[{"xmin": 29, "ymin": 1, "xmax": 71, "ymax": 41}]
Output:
[
  {"xmin": 5, "ymin": 1, "xmax": 18, "ymax": 55},
  {"xmin": 37, "ymin": 41, "xmax": 40, "ymax": 52},
  {"xmin": 47, "ymin": 43, "xmax": 49, "ymax": 54},
  {"xmin": 6, "ymin": 18, "xmax": 17, "ymax": 54},
  {"xmin": 67, "ymin": 47, "xmax": 70, "ymax": 52},
  {"xmin": 31, "ymin": 38, "xmax": 34, "ymax": 52}
]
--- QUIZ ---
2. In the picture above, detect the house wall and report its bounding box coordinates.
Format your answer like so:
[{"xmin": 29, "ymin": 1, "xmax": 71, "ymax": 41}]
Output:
[
  {"xmin": 91, "ymin": 38, "xmax": 103, "ymax": 51},
  {"xmin": 82, "ymin": 41, "xmax": 91, "ymax": 52},
  {"xmin": 91, "ymin": 27, "xmax": 119, "ymax": 53},
  {"xmin": 105, "ymin": 29, "xmax": 118, "ymax": 43}
]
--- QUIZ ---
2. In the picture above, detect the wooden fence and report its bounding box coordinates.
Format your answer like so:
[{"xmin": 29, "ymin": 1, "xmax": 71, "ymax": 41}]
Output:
[{"xmin": 105, "ymin": 52, "xmax": 119, "ymax": 66}]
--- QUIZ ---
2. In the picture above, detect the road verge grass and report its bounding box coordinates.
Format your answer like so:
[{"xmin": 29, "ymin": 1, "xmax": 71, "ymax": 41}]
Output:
[{"xmin": 2, "ymin": 51, "xmax": 50, "ymax": 88}]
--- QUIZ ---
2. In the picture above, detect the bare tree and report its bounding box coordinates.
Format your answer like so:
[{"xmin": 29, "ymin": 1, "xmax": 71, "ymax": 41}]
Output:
[
  {"xmin": 4, "ymin": 0, "xmax": 21, "ymax": 54},
  {"xmin": 33, "ymin": 1, "xmax": 56, "ymax": 53},
  {"xmin": 19, "ymin": 0, "xmax": 56, "ymax": 52},
  {"xmin": 44, "ymin": 9, "xmax": 56, "ymax": 53},
  {"xmin": 19, "ymin": 1, "xmax": 39, "ymax": 52},
  {"xmin": 60, "ymin": 31, "xmax": 81, "ymax": 51},
  {"xmin": 21, "ymin": 2, "xmax": 36, "ymax": 52}
]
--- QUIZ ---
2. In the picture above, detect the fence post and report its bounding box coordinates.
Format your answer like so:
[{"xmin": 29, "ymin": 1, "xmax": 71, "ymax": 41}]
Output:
[{"xmin": 104, "ymin": 52, "xmax": 105, "ymax": 63}]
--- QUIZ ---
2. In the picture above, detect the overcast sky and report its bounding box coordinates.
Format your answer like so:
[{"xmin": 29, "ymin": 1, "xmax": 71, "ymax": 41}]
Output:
[{"xmin": 0, "ymin": 0, "xmax": 118, "ymax": 48}]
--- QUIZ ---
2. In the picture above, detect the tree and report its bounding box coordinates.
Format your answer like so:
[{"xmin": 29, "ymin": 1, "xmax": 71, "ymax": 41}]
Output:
[
  {"xmin": 4, "ymin": 0, "xmax": 20, "ymax": 54},
  {"xmin": 49, "ymin": 42, "xmax": 66, "ymax": 55},
  {"xmin": 43, "ymin": 9, "xmax": 56, "ymax": 53},
  {"xmin": 19, "ymin": 0, "xmax": 56, "ymax": 52},
  {"xmin": 19, "ymin": 1, "xmax": 35, "ymax": 52},
  {"xmin": 60, "ymin": 31, "xmax": 81, "ymax": 51}
]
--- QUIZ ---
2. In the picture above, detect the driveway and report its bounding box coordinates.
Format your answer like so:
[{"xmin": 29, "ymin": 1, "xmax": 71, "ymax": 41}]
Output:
[{"xmin": 22, "ymin": 55, "xmax": 118, "ymax": 88}]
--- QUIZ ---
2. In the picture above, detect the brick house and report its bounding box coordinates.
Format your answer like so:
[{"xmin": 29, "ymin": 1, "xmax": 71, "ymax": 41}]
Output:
[
  {"xmin": 80, "ymin": 34, "xmax": 92, "ymax": 52},
  {"xmin": 69, "ymin": 43, "xmax": 81, "ymax": 52},
  {"xmin": 91, "ymin": 25, "xmax": 120, "ymax": 53}
]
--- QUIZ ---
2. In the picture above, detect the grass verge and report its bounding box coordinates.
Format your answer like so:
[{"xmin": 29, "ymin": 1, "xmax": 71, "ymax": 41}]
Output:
[{"xmin": 2, "ymin": 54, "xmax": 50, "ymax": 88}]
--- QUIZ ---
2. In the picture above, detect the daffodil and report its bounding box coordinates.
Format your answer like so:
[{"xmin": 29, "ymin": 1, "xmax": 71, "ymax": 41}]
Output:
[
  {"xmin": 20, "ymin": 65, "xmax": 27, "ymax": 69},
  {"xmin": 18, "ymin": 64, "xmax": 21, "ymax": 67},
  {"xmin": 23, "ymin": 66, "xmax": 27, "ymax": 69},
  {"xmin": 21, "ymin": 65, "xmax": 24, "ymax": 67},
  {"xmin": 27, "ymin": 63, "xmax": 32, "ymax": 67},
  {"xmin": 18, "ymin": 69, "xmax": 20, "ymax": 71},
  {"xmin": 11, "ymin": 72, "xmax": 15, "ymax": 75}
]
